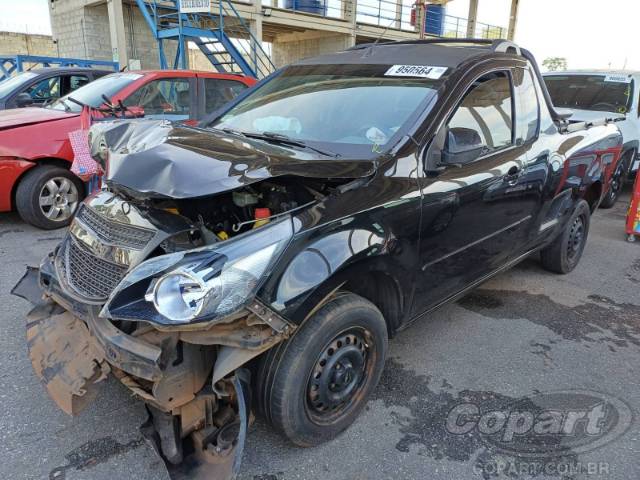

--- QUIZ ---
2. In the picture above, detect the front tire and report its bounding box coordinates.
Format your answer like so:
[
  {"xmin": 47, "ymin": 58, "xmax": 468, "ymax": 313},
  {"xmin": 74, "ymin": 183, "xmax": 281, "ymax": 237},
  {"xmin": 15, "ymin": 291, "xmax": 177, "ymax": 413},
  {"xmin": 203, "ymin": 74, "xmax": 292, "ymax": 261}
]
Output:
[
  {"xmin": 540, "ymin": 199, "xmax": 591, "ymax": 274},
  {"xmin": 255, "ymin": 293, "xmax": 388, "ymax": 447},
  {"xmin": 15, "ymin": 165, "xmax": 84, "ymax": 230}
]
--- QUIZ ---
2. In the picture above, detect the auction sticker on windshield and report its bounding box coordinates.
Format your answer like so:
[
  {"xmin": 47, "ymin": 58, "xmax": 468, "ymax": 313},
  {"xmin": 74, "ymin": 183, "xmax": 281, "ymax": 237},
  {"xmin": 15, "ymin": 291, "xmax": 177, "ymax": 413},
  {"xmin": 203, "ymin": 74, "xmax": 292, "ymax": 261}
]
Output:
[
  {"xmin": 604, "ymin": 74, "xmax": 631, "ymax": 83},
  {"xmin": 385, "ymin": 65, "xmax": 448, "ymax": 79}
]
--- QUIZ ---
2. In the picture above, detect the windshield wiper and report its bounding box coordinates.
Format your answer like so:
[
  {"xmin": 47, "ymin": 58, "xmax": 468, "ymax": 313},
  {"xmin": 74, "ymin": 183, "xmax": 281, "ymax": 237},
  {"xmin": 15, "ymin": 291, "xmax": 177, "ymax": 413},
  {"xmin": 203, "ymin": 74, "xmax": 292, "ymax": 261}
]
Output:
[
  {"xmin": 66, "ymin": 96, "xmax": 87, "ymax": 109},
  {"xmin": 243, "ymin": 131, "xmax": 340, "ymax": 158},
  {"xmin": 60, "ymin": 99, "xmax": 72, "ymax": 112},
  {"xmin": 220, "ymin": 127, "xmax": 246, "ymax": 137}
]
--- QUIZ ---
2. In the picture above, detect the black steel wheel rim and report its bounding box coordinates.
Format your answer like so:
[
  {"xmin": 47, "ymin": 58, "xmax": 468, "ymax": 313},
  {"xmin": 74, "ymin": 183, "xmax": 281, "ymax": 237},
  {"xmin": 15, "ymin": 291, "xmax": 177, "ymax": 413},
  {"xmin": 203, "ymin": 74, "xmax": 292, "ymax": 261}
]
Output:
[
  {"xmin": 306, "ymin": 328, "xmax": 373, "ymax": 424},
  {"xmin": 566, "ymin": 214, "xmax": 585, "ymax": 263},
  {"xmin": 610, "ymin": 162, "xmax": 625, "ymax": 198}
]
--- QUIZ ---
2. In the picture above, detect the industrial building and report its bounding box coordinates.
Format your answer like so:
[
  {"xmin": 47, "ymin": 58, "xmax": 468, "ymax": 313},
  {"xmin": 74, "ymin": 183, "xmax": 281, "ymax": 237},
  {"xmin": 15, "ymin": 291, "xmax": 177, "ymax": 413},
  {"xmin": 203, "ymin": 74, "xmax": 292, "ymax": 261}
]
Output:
[{"xmin": 2, "ymin": 0, "xmax": 520, "ymax": 79}]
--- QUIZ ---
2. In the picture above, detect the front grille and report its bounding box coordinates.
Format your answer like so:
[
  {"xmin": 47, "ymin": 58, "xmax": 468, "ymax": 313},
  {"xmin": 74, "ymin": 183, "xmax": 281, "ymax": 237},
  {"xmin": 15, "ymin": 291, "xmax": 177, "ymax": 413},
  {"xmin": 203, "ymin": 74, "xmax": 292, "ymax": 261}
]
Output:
[
  {"xmin": 62, "ymin": 237, "xmax": 128, "ymax": 300},
  {"xmin": 76, "ymin": 205, "xmax": 155, "ymax": 250}
]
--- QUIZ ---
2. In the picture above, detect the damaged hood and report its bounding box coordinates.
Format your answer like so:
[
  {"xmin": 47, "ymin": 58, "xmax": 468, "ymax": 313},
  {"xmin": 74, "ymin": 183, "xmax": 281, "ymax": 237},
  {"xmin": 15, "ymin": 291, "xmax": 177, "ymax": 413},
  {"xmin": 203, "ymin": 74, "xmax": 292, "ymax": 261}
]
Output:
[{"xmin": 95, "ymin": 120, "xmax": 378, "ymax": 199}]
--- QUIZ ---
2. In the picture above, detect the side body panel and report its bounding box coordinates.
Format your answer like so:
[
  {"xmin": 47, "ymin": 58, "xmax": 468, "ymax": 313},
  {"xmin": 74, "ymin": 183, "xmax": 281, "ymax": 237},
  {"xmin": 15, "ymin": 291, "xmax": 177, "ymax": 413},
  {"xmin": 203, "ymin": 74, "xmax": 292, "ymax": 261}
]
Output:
[
  {"xmin": 260, "ymin": 55, "xmax": 623, "ymax": 332},
  {"xmin": 259, "ymin": 152, "xmax": 423, "ymax": 331}
]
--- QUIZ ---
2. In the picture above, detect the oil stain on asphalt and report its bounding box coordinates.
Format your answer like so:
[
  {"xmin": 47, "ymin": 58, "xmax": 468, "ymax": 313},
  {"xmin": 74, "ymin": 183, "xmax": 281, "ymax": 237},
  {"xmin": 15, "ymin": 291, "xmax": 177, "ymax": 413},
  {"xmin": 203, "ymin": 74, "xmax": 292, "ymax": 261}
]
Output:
[
  {"xmin": 372, "ymin": 358, "xmax": 578, "ymax": 479},
  {"xmin": 49, "ymin": 437, "xmax": 144, "ymax": 479},
  {"xmin": 457, "ymin": 290, "xmax": 640, "ymax": 350}
]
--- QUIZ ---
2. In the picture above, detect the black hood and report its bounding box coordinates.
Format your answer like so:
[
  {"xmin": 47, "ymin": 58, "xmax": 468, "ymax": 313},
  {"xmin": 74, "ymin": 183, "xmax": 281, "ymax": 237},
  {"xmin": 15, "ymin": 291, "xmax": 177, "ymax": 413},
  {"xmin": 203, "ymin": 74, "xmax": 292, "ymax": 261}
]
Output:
[{"xmin": 92, "ymin": 120, "xmax": 377, "ymax": 199}]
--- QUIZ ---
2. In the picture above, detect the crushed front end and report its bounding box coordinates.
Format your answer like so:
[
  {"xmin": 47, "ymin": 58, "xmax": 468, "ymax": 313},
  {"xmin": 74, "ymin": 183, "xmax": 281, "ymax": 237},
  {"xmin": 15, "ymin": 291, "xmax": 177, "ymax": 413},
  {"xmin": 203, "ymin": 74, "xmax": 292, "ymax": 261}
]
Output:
[{"xmin": 13, "ymin": 189, "xmax": 297, "ymax": 479}]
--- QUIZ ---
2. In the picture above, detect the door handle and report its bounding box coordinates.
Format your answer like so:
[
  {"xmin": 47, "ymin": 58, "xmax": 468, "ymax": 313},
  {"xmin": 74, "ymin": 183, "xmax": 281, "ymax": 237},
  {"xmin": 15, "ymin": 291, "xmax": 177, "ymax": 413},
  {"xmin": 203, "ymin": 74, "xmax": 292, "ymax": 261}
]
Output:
[{"xmin": 504, "ymin": 165, "xmax": 521, "ymax": 185}]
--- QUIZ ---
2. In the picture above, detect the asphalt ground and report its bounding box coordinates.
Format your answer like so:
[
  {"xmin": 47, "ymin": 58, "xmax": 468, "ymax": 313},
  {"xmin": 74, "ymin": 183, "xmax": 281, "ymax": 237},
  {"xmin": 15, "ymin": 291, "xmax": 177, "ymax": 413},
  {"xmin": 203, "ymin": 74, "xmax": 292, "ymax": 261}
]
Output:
[{"xmin": 1, "ymin": 186, "xmax": 638, "ymax": 480}]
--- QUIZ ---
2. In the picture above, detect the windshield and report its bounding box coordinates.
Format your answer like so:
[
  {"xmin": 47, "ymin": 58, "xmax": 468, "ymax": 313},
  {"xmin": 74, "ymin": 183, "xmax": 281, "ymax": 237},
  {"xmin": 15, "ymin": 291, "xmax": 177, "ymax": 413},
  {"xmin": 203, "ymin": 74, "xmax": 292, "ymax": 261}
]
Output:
[
  {"xmin": 0, "ymin": 72, "xmax": 38, "ymax": 98},
  {"xmin": 210, "ymin": 64, "xmax": 442, "ymax": 156},
  {"xmin": 544, "ymin": 74, "xmax": 634, "ymax": 114},
  {"xmin": 48, "ymin": 73, "xmax": 142, "ymax": 113}
]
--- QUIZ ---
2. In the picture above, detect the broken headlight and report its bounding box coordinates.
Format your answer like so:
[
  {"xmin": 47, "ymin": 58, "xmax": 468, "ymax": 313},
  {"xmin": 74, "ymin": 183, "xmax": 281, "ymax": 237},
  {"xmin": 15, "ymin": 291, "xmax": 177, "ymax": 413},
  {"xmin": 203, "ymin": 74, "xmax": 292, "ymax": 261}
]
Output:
[{"xmin": 102, "ymin": 218, "xmax": 293, "ymax": 325}]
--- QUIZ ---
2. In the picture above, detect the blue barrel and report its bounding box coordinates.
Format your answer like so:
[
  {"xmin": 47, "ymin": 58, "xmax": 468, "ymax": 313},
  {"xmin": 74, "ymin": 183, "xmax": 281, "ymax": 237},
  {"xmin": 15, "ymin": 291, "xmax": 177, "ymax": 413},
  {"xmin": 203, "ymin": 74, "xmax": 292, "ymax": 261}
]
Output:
[
  {"xmin": 285, "ymin": 0, "xmax": 327, "ymax": 16},
  {"xmin": 424, "ymin": 4, "xmax": 445, "ymax": 36}
]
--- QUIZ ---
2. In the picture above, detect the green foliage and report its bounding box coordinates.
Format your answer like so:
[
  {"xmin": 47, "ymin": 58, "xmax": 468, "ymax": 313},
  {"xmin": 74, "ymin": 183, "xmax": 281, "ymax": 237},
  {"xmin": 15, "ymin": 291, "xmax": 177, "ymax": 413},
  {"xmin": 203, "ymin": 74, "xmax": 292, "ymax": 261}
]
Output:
[{"xmin": 542, "ymin": 57, "xmax": 568, "ymax": 71}]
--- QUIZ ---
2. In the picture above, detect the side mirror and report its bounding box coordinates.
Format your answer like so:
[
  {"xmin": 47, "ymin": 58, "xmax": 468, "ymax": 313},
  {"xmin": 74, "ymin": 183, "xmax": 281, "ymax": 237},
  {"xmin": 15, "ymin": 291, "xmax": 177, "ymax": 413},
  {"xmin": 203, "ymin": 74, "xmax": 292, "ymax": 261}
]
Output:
[
  {"xmin": 15, "ymin": 92, "xmax": 34, "ymax": 107},
  {"xmin": 554, "ymin": 107, "xmax": 574, "ymax": 121},
  {"xmin": 442, "ymin": 127, "xmax": 485, "ymax": 165}
]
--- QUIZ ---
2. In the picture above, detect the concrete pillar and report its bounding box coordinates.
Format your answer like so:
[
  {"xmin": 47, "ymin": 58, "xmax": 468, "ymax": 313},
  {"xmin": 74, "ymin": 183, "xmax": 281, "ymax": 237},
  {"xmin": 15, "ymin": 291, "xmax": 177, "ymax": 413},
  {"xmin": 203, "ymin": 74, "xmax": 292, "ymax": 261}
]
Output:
[
  {"xmin": 343, "ymin": 0, "xmax": 357, "ymax": 47},
  {"xmin": 507, "ymin": 0, "xmax": 520, "ymax": 41},
  {"xmin": 107, "ymin": 0, "xmax": 129, "ymax": 68},
  {"xmin": 415, "ymin": 0, "xmax": 425, "ymax": 38},
  {"xmin": 466, "ymin": 0, "xmax": 478, "ymax": 38},
  {"xmin": 395, "ymin": 0, "xmax": 403, "ymax": 30},
  {"xmin": 250, "ymin": 0, "xmax": 266, "ymax": 77}
]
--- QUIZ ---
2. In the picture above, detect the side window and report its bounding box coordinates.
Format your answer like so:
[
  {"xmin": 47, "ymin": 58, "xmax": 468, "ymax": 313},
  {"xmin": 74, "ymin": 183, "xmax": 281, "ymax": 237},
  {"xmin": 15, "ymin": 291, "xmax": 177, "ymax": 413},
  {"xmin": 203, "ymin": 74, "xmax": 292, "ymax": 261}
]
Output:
[
  {"xmin": 24, "ymin": 76, "xmax": 61, "ymax": 102},
  {"xmin": 69, "ymin": 75, "xmax": 90, "ymax": 91},
  {"xmin": 61, "ymin": 75, "xmax": 90, "ymax": 96},
  {"xmin": 123, "ymin": 78, "xmax": 191, "ymax": 119},
  {"xmin": 204, "ymin": 79, "xmax": 248, "ymax": 113},
  {"xmin": 447, "ymin": 71, "xmax": 513, "ymax": 158},
  {"xmin": 513, "ymin": 68, "xmax": 540, "ymax": 144}
]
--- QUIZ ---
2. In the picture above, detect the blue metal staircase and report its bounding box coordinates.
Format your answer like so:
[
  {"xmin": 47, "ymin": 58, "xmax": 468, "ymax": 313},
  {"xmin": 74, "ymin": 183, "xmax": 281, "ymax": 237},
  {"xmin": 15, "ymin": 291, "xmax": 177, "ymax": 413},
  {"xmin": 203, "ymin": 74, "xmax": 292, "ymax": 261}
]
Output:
[{"xmin": 135, "ymin": 0, "xmax": 275, "ymax": 78}]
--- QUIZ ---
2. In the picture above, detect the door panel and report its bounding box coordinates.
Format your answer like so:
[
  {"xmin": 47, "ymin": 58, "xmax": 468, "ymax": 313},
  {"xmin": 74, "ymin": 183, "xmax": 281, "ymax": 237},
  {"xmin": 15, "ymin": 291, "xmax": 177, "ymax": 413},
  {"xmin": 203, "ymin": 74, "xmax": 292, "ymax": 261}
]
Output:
[{"xmin": 412, "ymin": 70, "xmax": 535, "ymax": 316}]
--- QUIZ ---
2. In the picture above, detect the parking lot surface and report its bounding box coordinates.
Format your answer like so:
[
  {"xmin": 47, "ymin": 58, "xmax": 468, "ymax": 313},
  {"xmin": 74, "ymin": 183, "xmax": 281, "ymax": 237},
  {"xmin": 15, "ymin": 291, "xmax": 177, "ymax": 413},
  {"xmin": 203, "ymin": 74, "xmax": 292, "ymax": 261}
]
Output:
[{"xmin": 1, "ymin": 188, "xmax": 638, "ymax": 480}]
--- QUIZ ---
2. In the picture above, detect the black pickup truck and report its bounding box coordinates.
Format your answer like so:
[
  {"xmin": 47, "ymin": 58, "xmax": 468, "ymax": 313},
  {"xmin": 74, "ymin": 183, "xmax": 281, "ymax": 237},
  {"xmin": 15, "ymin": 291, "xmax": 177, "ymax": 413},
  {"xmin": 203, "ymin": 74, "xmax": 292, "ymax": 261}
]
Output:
[{"xmin": 13, "ymin": 39, "xmax": 623, "ymax": 478}]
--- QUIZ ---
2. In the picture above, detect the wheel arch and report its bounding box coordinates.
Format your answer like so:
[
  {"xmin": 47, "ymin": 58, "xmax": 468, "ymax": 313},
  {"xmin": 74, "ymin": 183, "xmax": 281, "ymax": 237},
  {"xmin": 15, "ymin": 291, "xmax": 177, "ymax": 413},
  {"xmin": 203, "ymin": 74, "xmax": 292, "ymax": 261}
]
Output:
[
  {"xmin": 10, "ymin": 158, "xmax": 83, "ymax": 211},
  {"xmin": 582, "ymin": 180, "xmax": 602, "ymax": 212},
  {"xmin": 267, "ymin": 254, "xmax": 409, "ymax": 339}
]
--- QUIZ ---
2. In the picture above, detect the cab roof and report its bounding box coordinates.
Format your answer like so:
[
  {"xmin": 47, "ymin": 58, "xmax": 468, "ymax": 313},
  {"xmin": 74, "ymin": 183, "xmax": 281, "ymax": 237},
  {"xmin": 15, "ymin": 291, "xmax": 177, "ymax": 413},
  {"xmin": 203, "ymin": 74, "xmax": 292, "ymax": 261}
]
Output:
[{"xmin": 293, "ymin": 38, "xmax": 523, "ymax": 69}]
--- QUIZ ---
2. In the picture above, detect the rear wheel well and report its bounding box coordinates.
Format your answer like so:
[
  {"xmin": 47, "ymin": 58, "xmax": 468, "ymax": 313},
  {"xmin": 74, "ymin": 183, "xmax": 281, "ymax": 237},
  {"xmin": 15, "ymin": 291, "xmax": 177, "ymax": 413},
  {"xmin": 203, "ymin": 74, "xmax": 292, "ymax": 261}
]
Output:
[
  {"xmin": 343, "ymin": 271, "xmax": 403, "ymax": 337},
  {"xmin": 10, "ymin": 158, "xmax": 80, "ymax": 211},
  {"xmin": 582, "ymin": 181, "xmax": 602, "ymax": 212}
]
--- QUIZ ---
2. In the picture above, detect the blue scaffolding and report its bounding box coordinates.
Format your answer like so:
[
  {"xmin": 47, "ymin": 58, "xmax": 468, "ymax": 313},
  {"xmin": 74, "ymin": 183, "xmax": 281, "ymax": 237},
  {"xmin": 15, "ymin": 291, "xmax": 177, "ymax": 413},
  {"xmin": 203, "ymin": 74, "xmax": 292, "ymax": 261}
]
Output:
[
  {"xmin": 135, "ymin": 0, "xmax": 274, "ymax": 78},
  {"xmin": 0, "ymin": 55, "xmax": 119, "ymax": 82}
]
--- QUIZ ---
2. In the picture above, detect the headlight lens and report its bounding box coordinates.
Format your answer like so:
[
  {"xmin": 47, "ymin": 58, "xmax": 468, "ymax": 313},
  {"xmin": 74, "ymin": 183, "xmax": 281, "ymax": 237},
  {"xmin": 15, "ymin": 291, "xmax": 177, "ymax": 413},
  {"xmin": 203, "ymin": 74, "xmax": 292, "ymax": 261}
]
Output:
[
  {"xmin": 149, "ymin": 272, "xmax": 209, "ymax": 322},
  {"xmin": 103, "ymin": 218, "xmax": 293, "ymax": 325}
]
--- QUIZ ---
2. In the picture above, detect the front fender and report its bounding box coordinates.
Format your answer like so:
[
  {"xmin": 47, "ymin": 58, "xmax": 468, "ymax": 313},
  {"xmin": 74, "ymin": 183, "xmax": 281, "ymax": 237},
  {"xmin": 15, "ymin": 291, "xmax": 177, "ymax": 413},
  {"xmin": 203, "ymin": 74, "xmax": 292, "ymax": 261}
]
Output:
[
  {"xmin": 0, "ymin": 158, "xmax": 36, "ymax": 211},
  {"xmin": 259, "ymin": 221, "xmax": 411, "ymax": 325}
]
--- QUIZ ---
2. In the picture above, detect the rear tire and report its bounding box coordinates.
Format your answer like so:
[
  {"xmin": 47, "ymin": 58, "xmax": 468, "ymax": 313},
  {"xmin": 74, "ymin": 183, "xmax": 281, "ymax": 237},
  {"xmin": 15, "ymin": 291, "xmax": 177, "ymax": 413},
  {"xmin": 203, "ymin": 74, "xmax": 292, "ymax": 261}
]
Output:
[
  {"xmin": 540, "ymin": 199, "xmax": 590, "ymax": 274},
  {"xmin": 255, "ymin": 293, "xmax": 388, "ymax": 447},
  {"xmin": 15, "ymin": 165, "xmax": 84, "ymax": 230},
  {"xmin": 600, "ymin": 152, "xmax": 630, "ymax": 209}
]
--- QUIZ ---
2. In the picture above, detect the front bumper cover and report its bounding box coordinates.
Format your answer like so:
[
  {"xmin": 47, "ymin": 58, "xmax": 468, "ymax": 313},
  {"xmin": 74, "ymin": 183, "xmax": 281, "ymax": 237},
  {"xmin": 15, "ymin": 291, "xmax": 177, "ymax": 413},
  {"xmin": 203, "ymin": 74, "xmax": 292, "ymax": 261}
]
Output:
[{"xmin": 12, "ymin": 267, "xmax": 110, "ymax": 415}]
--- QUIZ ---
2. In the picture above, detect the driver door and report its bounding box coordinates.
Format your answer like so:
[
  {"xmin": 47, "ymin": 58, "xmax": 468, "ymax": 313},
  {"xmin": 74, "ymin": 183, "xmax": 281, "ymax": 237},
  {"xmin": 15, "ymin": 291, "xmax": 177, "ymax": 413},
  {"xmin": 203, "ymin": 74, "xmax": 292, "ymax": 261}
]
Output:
[{"xmin": 411, "ymin": 70, "xmax": 532, "ymax": 316}]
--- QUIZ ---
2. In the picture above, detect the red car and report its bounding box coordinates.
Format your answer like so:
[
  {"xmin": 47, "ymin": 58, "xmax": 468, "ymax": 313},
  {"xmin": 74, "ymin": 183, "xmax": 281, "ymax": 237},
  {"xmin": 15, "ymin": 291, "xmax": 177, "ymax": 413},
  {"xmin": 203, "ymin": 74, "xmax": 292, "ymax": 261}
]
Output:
[{"xmin": 0, "ymin": 70, "xmax": 255, "ymax": 229}]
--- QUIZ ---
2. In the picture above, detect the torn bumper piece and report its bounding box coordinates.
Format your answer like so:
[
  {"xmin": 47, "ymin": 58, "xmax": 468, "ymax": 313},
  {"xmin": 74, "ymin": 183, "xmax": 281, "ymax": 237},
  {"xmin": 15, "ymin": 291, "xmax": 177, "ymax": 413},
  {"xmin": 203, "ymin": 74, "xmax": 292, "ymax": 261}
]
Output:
[{"xmin": 13, "ymin": 267, "xmax": 110, "ymax": 415}]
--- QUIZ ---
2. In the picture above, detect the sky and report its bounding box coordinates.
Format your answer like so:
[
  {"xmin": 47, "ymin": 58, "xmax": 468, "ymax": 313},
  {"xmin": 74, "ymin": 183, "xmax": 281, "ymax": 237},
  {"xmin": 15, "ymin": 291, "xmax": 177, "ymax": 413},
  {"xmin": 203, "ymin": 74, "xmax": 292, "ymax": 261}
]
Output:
[
  {"xmin": 3, "ymin": 0, "xmax": 640, "ymax": 71},
  {"xmin": 447, "ymin": 0, "xmax": 640, "ymax": 71}
]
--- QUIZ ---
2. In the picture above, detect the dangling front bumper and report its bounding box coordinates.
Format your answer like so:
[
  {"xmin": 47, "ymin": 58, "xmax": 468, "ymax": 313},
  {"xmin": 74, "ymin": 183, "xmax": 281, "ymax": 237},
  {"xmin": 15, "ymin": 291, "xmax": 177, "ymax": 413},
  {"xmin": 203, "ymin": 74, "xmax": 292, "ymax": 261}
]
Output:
[{"xmin": 12, "ymin": 256, "xmax": 288, "ymax": 479}]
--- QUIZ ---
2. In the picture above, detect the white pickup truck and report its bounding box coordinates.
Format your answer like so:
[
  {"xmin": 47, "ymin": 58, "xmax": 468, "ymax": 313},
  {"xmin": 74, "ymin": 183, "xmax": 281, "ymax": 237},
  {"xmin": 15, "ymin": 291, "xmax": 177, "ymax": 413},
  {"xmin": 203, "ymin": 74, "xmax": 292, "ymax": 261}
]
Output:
[{"xmin": 543, "ymin": 70, "xmax": 640, "ymax": 207}]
